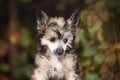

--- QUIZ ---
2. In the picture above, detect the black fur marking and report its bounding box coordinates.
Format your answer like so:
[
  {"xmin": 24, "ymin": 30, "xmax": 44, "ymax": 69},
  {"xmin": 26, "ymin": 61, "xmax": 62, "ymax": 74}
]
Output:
[
  {"xmin": 65, "ymin": 46, "xmax": 72, "ymax": 53},
  {"xmin": 54, "ymin": 30, "xmax": 62, "ymax": 39},
  {"xmin": 71, "ymin": 9, "xmax": 80, "ymax": 28},
  {"xmin": 37, "ymin": 33, "xmax": 44, "ymax": 39},
  {"xmin": 70, "ymin": 10, "xmax": 80, "ymax": 34},
  {"xmin": 36, "ymin": 10, "xmax": 48, "ymax": 26},
  {"xmin": 36, "ymin": 32, "xmax": 46, "ymax": 53},
  {"xmin": 50, "ymin": 37, "xmax": 56, "ymax": 42},
  {"xmin": 40, "ymin": 45, "xmax": 47, "ymax": 53},
  {"xmin": 37, "ymin": 44, "xmax": 47, "ymax": 54},
  {"xmin": 75, "ymin": 60, "xmax": 80, "ymax": 75},
  {"xmin": 48, "ymin": 22, "xmax": 58, "ymax": 27},
  {"xmin": 63, "ymin": 22, "xmax": 68, "ymax": 30}
]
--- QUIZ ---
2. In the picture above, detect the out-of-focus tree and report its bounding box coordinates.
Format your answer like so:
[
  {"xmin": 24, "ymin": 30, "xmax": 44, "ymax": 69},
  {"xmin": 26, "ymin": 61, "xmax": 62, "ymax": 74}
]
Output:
[
  {"xmin": 75, "ymin": 0, "xmax": 120, "ymax": 80},
  {"xmin": 0, "ymin": 0, "xmax": 34, "ymax": 80}
]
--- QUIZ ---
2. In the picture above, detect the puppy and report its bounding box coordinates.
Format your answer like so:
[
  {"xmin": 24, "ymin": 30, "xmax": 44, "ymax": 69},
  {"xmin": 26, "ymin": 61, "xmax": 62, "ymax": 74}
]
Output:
[{"xmin": 31, "ymin": 10, "xmax": 81, "ymax": 80}]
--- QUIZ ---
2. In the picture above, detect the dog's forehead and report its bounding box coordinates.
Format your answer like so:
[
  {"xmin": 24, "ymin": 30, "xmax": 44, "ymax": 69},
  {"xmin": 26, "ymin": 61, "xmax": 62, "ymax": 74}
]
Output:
[
  {"xmin": 42, "ymin": 17, "xmax": 73, "ymax": 39},
  {"xmin": 48, "ymin": 17, "xmax": 66, "ymax": 27}
]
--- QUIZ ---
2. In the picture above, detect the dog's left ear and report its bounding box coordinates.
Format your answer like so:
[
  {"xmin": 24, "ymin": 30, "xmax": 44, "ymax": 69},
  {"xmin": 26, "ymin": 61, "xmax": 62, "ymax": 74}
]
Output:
[
  {"xmin": 67, "ymin": 10, "xmax": 80, "ymax": 33},
  {"xmin": 36, "ymin": 10, "xmax": 48, "ymax": 32}
]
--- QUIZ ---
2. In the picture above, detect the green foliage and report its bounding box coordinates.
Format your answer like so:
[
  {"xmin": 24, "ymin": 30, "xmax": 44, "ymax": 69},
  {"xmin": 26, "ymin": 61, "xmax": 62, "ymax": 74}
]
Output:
[
  {"xmin": 82, "ymin": 47, "xmax": 97, "ymax": 58},
  {"xmin": 84, "ymin": 72, "xmax": 101, "ymax": 80},
  {"xmin": 9, "ymin": 27, "xmax": 35, "ymax": 80},
  {"xmin": 20, "ymin": 28, "xmax": 31, "ymax": 48},
  {"xmin": 75, "ymin": 0, "xmax": 120, "ymax": 80},
  {"xmin": 57, "ymin": 0, "xmax": 77, "ymax": 10},
  {"xmin": 0, "ymin": 64, "xmax": 10, "ymax": 72},
  {"xmin": 93, "ymin": 52, "xmax": 105, "ymax": 65}
]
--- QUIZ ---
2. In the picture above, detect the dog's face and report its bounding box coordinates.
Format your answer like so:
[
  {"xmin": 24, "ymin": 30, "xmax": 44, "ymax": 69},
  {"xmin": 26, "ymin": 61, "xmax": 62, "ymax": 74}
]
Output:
[{"xmin": 36, "ymin": 10, "xmax": 80, "ymax": 57}]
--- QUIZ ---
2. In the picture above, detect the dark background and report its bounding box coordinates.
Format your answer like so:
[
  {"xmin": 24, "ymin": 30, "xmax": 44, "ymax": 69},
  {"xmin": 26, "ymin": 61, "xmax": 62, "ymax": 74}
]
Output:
[{"xmin": 0, "ymin": 0, "xmax": 120, "ymax": 80}]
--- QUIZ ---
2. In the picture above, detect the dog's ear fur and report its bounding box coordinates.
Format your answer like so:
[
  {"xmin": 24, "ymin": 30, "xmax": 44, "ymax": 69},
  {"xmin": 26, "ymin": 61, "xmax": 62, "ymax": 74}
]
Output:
[
  {"xmin": 36, "ymin": 10, "xmax": 48, "ymax": 31},
  {"xmin": 67, "ymin": 10, "xmax": 80, "ymax": 33}
]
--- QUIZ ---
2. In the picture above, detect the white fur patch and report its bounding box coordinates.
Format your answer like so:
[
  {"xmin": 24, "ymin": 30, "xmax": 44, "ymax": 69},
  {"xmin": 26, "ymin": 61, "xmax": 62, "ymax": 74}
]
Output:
[
  {"xmin": 48, "ymin": 17, "xmax": 65, "ymax": 27},
  {"xmin": 35, "ymin": 54, "xmax": 64, "ymax": 79},
  {"xmin": 41, "ymin": 38, "xmax": 59, "ymax": 54}
]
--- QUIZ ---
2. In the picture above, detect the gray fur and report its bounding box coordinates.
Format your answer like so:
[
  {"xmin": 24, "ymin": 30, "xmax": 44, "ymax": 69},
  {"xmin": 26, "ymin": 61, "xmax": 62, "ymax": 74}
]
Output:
[{"xmin": 31, "ymin": 10, "xmax": 81, "ymax": 80}]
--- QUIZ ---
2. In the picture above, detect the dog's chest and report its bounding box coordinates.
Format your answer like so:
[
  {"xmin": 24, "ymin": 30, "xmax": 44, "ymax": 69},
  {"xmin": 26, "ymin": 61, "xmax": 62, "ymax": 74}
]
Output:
[{"xmin": 48, "ymin": 56, "xmax": 64, "ymax": 78}]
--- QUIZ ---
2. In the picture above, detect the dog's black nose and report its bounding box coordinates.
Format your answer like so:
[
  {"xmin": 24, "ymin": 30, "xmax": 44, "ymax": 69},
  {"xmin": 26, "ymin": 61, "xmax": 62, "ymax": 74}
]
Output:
[{"xmin": 55, "ymin": 48, "xmax": 64, "ymax": 55}]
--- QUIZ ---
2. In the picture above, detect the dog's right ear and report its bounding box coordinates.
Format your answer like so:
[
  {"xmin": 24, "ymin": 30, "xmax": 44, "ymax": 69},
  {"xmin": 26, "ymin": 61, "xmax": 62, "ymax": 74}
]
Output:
[{"xmin": 36, "ymin": 10, "xmax": 48, "ymax": 32}]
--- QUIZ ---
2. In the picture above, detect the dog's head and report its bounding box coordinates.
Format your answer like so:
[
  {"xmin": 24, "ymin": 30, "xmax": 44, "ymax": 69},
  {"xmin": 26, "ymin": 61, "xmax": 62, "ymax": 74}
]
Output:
[{"xmin": 36, "ymin": 10, "xmax": 80, "ymax": 57}]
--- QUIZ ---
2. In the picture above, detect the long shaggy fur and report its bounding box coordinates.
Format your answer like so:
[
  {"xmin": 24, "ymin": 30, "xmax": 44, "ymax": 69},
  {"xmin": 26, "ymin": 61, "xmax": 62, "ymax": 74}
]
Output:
[{"xmin": 31, "ymin": 10, "xmax": 81, "ymax": 80}]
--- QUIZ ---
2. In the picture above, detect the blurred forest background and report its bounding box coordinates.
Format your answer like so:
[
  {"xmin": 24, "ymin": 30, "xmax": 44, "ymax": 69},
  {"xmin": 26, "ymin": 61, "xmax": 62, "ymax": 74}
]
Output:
[{"xmin": 0, "ymin": 0, "xmax": 120, "ymax": 80}]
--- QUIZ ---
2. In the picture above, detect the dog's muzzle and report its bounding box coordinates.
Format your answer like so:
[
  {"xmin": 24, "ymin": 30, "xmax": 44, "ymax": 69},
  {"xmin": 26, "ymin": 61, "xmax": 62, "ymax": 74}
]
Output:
[{"xmin": 55, "ymin": 47, "xmax": 64, "ymax": 56}]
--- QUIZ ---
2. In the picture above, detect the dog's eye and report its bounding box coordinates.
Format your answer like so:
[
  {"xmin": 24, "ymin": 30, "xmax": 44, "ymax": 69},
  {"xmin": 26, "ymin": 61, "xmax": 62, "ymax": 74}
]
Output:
[
  {"xmin": 50, "ymin": 37, "xmax": 56, "ymax": 42},
  {"xmin": 63, "ymin": 38, "xmax": 68, "ymax": 43}
]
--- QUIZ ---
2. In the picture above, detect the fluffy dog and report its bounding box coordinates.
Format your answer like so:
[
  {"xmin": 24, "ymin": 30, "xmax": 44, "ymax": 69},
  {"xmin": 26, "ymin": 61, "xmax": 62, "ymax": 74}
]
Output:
[{"xmin": 31, "ymin": 10, "xmax": 81, "ymax": 80}]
